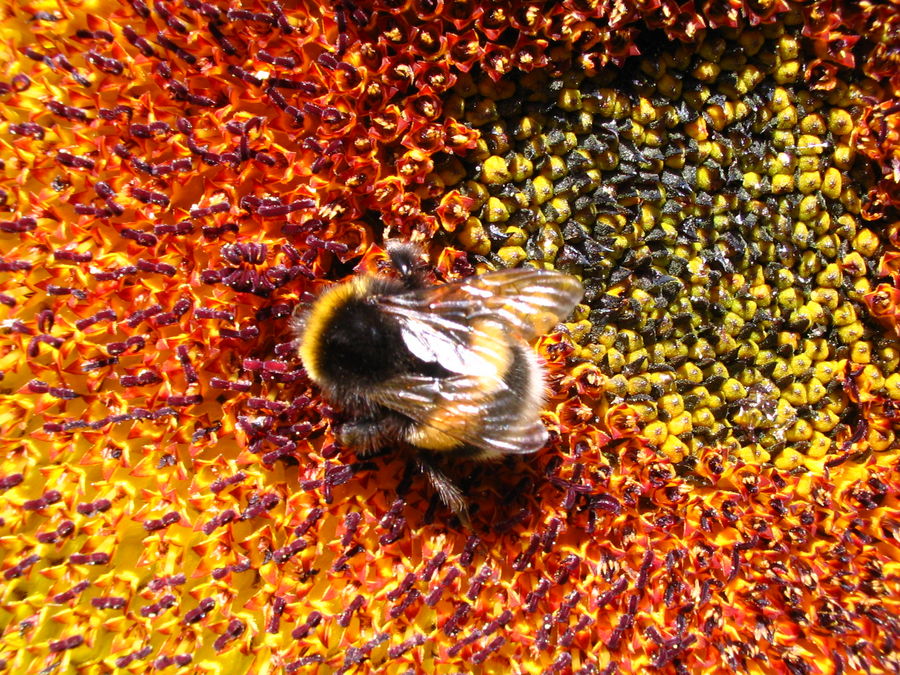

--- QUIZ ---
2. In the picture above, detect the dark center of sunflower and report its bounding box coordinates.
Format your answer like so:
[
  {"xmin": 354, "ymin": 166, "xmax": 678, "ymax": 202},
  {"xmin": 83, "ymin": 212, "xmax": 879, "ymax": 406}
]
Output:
[{"xmin": 436, "ymin": 22, "xmax": 897, "ymax": 469}]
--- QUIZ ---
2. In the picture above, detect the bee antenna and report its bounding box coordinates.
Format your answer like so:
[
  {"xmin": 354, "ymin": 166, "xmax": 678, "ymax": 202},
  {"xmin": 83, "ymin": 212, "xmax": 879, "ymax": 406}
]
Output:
[{"xmin": 386, "ymin": 241, "xmax": 427, "ymax": 289}]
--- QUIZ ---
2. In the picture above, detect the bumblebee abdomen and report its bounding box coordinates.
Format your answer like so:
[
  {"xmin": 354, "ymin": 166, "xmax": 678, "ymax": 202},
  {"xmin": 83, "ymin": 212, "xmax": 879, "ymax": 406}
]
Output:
[
  {"xmin": 405, "ymin": 335, "xmax": 546, "ymax": 457},
  {"xmin": 475, "ymin": 340, "xmax": 547, "ymax": 458}
]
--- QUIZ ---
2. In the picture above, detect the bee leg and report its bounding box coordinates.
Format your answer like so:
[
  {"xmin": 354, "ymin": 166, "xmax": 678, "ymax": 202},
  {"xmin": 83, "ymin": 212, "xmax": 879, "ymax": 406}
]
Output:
[
  {"xmin": 338, "ymin": 415, "xmax": 408, "ymax": 458},
  {"xmin": 415, "ymin": 456, "xmax": 470, "ymax": 526}
]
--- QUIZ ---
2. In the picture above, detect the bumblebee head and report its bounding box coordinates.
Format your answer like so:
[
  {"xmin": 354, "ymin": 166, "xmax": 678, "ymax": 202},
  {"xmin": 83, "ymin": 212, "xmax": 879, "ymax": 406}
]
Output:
[{"xmin": 385, "ymin": 241, "xmax": 427, "ymax": 289}]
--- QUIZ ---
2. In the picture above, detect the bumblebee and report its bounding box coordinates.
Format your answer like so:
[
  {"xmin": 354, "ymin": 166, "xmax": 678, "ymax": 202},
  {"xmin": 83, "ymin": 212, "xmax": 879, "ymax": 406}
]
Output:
[{"xmin": 293, "ymin": 243, "xmax": 584, "ymax": 519}]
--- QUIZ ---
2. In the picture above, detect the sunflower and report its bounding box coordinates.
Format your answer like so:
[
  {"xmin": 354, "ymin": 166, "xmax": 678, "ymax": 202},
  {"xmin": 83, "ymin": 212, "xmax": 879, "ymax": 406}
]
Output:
[{"xmin": 0, "ymin": 0, "xmax": 898, "ymax": 673}]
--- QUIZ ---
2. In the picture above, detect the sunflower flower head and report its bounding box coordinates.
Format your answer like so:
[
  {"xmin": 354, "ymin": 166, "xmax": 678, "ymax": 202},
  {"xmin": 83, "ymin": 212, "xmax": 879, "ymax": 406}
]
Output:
[{"xmin": 1, "ymin": 1, "xmax": 899, "ymax": 673}]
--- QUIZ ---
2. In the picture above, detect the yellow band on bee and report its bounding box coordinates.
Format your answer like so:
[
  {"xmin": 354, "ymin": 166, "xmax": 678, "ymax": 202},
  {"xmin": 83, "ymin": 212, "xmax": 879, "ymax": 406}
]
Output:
[
  {"xmin": 298, "ymin": 277, "xmax": 371, "ymax": 384},
  {"xmin": 408, "ymin": 320, "xmax": 513, "ymax": 452}
]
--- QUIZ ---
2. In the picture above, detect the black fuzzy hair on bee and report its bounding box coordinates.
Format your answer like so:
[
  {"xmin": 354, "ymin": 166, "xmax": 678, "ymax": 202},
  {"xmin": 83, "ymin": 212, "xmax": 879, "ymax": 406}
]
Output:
[
  {"xmin": 294, "ymin": 242, "xmax": 584, "ymax": 523},
  {"xmin": 385, "ymin": 241, "xmax": 428, "ymax": 289}
]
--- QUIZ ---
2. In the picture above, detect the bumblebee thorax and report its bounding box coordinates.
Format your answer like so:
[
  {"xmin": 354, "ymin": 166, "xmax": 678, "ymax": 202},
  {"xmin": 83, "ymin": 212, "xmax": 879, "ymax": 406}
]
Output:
[{"xmin": 298, "ymin": 277, "xmax": 407, "ymax": 389}]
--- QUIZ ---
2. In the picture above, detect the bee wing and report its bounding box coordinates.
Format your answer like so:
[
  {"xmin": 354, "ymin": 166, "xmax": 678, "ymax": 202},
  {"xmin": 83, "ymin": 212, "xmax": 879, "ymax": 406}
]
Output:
[
  {"xmin": 371, "ymin": 373, "xmax": 549, "ymax": 455},
  {"xmin": 369, "ymin": 268, "xmax": 580, "ymax": 455},
  {"xmin": 380, "ymin": 268, "xmax": 583, "ymax": 374},
  {"xmin": 385, "ymin": 267, "xmax": 583, "ymax": 339}
]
